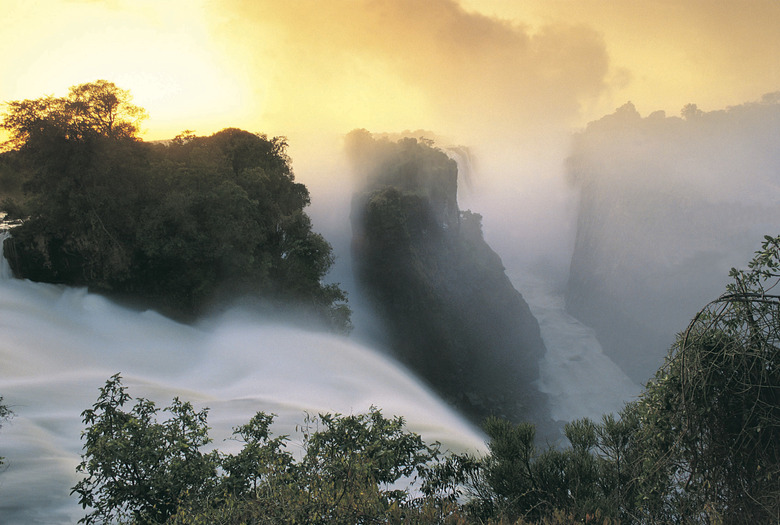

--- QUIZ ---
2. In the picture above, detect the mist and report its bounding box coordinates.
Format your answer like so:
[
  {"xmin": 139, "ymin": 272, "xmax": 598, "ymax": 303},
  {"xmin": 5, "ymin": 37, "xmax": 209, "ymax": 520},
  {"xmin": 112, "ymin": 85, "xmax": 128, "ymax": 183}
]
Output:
[
  {"xmin": 213, "ymin": 0, "xmax": 611, "ymax": 273},
  {"xmin": 0, "ymin": 241, "xmax": 486, "ymax": 523},
  {"xmin": 1, "ymin": 1, "xmax": 779, "ymax": 521},
  {"xmin": 565, "ymin": 94, "xmax": 780, "ymax": 380}
]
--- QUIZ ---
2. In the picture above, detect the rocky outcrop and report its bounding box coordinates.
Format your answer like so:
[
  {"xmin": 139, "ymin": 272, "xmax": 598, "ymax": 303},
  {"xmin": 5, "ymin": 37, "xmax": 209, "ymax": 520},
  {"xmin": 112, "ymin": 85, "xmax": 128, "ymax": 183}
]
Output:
[
  {"xmin": 347, "ymin": 130, "xmax": 548, "ymax": 424},
  {"xmin": 565, "ymin": 97, "xmax": 780, "ymax": 383}
]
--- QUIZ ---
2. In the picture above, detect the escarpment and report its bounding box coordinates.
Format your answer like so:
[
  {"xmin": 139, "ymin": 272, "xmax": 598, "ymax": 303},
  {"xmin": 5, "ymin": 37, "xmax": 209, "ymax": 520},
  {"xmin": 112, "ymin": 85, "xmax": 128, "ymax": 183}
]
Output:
[{"xmin": 347, "ymin": 130, "xmax": 549, "ymax": 424}]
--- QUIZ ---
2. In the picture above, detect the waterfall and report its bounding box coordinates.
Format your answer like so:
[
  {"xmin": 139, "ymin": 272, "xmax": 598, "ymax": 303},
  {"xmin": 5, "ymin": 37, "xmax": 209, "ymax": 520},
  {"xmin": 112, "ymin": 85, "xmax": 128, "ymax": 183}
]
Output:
[
  {"xmin": 0, "ymin": 235, "xmax": 486, "ymax": 524},
  {"xmin": 0, "ymin": 230, "xmax": 642, "ymax": 524}
]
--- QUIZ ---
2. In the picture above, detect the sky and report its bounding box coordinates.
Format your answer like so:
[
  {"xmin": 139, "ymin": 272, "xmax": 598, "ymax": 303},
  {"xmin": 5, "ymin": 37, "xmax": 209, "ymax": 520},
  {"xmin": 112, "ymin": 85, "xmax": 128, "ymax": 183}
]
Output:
[
  {"xmin": 1, "ymin": 0, "xmax": 777, "ymax": 146},
  {"xmin": 2, "ymin": 0, "xmax": 777, "ymax": 277}
]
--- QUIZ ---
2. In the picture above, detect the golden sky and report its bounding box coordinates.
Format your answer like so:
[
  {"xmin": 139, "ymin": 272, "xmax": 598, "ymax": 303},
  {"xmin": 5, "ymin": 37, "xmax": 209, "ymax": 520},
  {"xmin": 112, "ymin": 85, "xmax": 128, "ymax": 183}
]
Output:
[{"xmin": 1, "ymin": 0, "xmax": 778, "ymax": 147}]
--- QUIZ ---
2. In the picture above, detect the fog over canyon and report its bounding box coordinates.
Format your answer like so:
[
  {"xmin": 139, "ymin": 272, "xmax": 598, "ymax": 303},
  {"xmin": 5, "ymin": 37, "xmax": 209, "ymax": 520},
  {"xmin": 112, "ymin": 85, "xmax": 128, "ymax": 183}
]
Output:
[
  {"xmin": 2, "ymin": 91, "xmax": 778, "ymax": 522},
  {"xmin": 1, "ymin": 1, "xmax": 779, "ymax": 522}
]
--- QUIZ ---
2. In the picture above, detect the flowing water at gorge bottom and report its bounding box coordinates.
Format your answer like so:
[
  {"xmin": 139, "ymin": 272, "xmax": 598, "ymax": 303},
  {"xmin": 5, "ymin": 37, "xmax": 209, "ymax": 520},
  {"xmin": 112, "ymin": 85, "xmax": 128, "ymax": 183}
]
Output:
[
  {"xmin": 0, "ymin": 252, "xmax": 487, "ymax": 524},
  {"xmin": 510, "ymin": 271, "xmax": 641, "ymax": 423}
]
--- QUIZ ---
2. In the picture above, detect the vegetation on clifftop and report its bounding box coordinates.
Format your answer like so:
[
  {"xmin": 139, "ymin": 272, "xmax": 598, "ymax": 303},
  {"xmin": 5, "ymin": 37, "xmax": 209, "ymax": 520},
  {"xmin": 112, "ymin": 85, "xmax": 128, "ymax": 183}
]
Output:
[
  {"xmin": 0, "ymin": 81, "xmax": 350, "ymax": 329},
  {"xmin": 347, "ymin": 130, "xmax": 548, "ymax": 426}
]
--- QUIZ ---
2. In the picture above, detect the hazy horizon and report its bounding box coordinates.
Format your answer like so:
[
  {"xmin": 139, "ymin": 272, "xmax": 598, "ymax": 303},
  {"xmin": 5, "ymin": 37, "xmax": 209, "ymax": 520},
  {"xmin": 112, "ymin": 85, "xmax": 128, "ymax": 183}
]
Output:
[{"xmin": 4, "ymin": 0, "xmax": 776, "ymax": 273}]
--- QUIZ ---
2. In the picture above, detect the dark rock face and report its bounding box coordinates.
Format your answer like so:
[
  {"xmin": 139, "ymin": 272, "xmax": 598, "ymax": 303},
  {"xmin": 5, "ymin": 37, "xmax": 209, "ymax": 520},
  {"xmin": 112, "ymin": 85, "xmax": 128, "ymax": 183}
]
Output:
[
  {"xmin": 565, "ymin": 98, "xmax": 780, "ymax": 384},
  {"xmin": 347, "ymin": 131, "xmax": 548, "ymax": 424}
]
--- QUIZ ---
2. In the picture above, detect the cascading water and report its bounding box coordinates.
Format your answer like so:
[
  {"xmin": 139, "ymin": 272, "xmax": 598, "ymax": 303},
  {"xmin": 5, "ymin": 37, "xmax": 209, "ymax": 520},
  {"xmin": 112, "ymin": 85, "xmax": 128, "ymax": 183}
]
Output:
[
  {"xmin": 0, "ymin": 233, "xmax": 487, "ymax": 524},
  {"xmin": 0, "ymin": 209, "xmax": 642, "ymax": 524}
]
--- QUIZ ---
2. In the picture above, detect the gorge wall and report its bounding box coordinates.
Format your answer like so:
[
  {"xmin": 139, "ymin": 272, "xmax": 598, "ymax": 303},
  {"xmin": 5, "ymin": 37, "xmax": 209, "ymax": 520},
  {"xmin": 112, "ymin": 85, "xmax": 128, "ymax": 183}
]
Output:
[
  {"xmin": 565, "ymin": 95, "xmax": 780, "ymax": 383},
  {"xmin": 347, "ymin": 130, "xmax": 549, "ymax": 425}
]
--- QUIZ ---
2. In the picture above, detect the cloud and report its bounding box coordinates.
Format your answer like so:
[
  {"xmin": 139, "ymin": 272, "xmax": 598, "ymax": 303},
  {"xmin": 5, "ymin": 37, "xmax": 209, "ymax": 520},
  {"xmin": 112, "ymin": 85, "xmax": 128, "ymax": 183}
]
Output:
[
  {"xmin": 551, "ymin": 0, "xmax": 780, "ymax": 115},
  {"xmin": 211, "ymin": 0, "xmax": 609, "ymax": 143}
]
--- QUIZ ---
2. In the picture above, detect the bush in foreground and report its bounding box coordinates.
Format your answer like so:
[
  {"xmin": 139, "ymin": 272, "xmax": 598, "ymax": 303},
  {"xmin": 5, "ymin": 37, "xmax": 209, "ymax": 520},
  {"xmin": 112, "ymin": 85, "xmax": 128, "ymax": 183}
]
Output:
[{"xmin": 72, "ymin": 375, "xmax": 452, "ymax": 525}]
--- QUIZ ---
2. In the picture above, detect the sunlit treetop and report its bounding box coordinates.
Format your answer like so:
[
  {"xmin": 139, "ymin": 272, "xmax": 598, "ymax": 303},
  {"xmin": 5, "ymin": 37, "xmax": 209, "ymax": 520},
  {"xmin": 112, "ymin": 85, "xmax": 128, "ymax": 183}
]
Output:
[{"xmin": 1, "ymin": 80, "xmax": 148, "ymax": 151}]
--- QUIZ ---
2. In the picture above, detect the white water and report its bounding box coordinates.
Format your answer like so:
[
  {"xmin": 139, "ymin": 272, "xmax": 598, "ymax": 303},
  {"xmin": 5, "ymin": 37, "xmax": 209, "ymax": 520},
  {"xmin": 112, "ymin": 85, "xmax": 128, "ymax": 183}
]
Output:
[
  {"xmin": 0, "ymin": 229, "xmax": 641, "ymax": 523},
  {"xmin": 0, "ymin": 238, "xmax": 487, "ymax": 524}
]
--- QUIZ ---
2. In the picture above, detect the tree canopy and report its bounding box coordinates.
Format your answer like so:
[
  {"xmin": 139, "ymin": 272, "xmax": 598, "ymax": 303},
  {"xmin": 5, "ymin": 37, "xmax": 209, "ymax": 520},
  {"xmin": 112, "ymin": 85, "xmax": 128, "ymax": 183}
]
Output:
[
  {"xmin": 1, "ymin": 80, "xmax": 147, "ymax": 149},
  {"xmin": 72, "ymin": 375, "xmax": 446, "ymax": 525},
  {"xmin": 0, "ymin": 82, "xmax": 350, "ymax": 329}
]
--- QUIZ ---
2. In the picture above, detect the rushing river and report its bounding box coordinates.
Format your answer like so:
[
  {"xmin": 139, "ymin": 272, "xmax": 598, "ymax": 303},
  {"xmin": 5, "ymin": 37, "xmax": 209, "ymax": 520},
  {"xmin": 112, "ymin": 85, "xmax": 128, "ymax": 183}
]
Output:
[
  {"xmin": 512, "ymin": 272, "xmax": 640, "ymax": 423},
  {"xmin": 0, "ymin": 235, "xmax": 490, "ymax": 523},
  {"xmin": 0, "ymin": 229, "xmax": 639, "ymax": 524}
]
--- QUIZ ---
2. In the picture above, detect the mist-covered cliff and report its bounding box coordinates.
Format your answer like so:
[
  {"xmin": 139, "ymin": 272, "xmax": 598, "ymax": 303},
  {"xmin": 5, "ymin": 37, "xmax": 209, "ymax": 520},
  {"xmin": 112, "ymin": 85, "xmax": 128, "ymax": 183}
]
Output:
[
  {"xmin": 347, "ymin": 130, "xmax": 548, "ymax": 424},
  {"xmin": 566, "ymin": 95, "xmax": 780, "ymax": 383}
]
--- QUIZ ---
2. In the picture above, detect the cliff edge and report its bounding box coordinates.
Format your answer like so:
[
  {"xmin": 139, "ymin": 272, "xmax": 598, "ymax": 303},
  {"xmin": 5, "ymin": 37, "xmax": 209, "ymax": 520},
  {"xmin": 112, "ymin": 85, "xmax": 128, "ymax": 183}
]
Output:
[{"xmin": 347, "ymin": 130, "xmax": 548, "ymax": 424}]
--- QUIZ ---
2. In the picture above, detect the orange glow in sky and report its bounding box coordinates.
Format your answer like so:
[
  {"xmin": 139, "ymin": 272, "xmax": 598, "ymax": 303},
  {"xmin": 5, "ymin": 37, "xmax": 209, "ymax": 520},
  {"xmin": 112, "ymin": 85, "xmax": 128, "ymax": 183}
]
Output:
[
  {"xmin": 1, "ymin": 0, "xmax": 255, "ymax": 140},
  {"xmin": 1, "ymin": 0, "xmax": 778, "ymax": 146}
]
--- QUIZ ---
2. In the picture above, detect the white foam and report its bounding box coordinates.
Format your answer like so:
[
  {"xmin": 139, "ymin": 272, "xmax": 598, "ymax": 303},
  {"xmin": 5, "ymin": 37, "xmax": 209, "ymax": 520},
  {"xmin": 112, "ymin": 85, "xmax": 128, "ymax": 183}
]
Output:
[{"xmin": 0, "ymin": 250, "xmax": 485, "ymax": 524}]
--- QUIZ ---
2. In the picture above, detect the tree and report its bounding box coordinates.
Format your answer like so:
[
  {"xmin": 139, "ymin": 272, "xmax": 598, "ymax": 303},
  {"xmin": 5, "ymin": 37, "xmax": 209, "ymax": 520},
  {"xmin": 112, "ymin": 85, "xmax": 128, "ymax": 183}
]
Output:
[
  {"xmin": 67, "ymin": 80, "xmax": 147, "ymax": 139},
  {"xmin": 291, "ymin": 409, "xmax": 441, "ymax": 523},
  {"xmin": 71, "ymin": 374, "xmax": 219, "ymax": 525},
  {"xmin": 618, "ymin": 235, "xmax": 780, "ymax": 522},
  {"xmin": 174, "ymin": 409, "xmax": 448, "ymax": 524},
  {"xmin": 1, "ymin": 83, "xmax": 350, "ymax": 330},
  {"xmin": 454, "ymin": 417, "xmax": 613, "ymax": 523},
  {"xmin": 74, "ymin": 376, "xmax": 456, "ymax": 524},
  {"xmin": 1, "ymin": 80, "xmax": 146, "ymax": 149},
  {"xmin": 216, "ymin": 410, "xmax": 296, "ymax": 517}
]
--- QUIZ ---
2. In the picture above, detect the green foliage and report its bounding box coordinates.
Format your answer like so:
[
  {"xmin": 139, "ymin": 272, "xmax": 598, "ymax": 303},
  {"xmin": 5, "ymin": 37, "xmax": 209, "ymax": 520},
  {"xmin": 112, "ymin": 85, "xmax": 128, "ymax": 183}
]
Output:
[
  {"xmin": 480, "ymin": 417, "xmax": 537, "ymax": 515},
  {"xmin": 218, "ymin": 412, "xmax": 293, "ymax": 499},
  {"xmin": 455, "ymin": 417, "xmax": 612, "ymax": 523},
  {"xmin": 1, "ymin": 79, "xmax": 147, "ymax": 150},
  {"xmin": 0, "ymin": 150, "xmax": 29, "ymax": 217},
  {"xmin": 616, "ymin": 234, "xmax": 780, "ymax": 522},
  {"xmin": 1, "ymin": 82, "xmax": 350, "ymax": 330},
  {"xmin": 74, "ymin": 376, "xmax": 452, "ymax": 524},
  {"xmin": 291, "ymin": 409, "xmax": 440, "ymax": 523},
  {"xmin": 72, "ymin": 374, "xmax": 219, "ymax": 524}
]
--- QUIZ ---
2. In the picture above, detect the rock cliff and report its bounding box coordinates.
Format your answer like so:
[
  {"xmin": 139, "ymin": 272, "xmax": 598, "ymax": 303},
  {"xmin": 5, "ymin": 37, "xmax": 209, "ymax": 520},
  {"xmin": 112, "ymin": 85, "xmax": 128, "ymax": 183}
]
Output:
[
  {"xmin": 565, "ymin": 97, "xmax": 780, "ymax": 383},
  {"xmin": 347, "ymin": 130, "xmax": 548, "ymax": 424}
]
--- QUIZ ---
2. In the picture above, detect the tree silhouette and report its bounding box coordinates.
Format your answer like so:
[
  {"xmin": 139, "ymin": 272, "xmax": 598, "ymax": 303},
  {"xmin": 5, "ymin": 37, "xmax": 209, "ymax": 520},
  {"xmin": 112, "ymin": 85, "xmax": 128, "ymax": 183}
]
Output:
[{"xmin": 1, "ymin": 80, "xmax": 146, "ymax": 149}]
